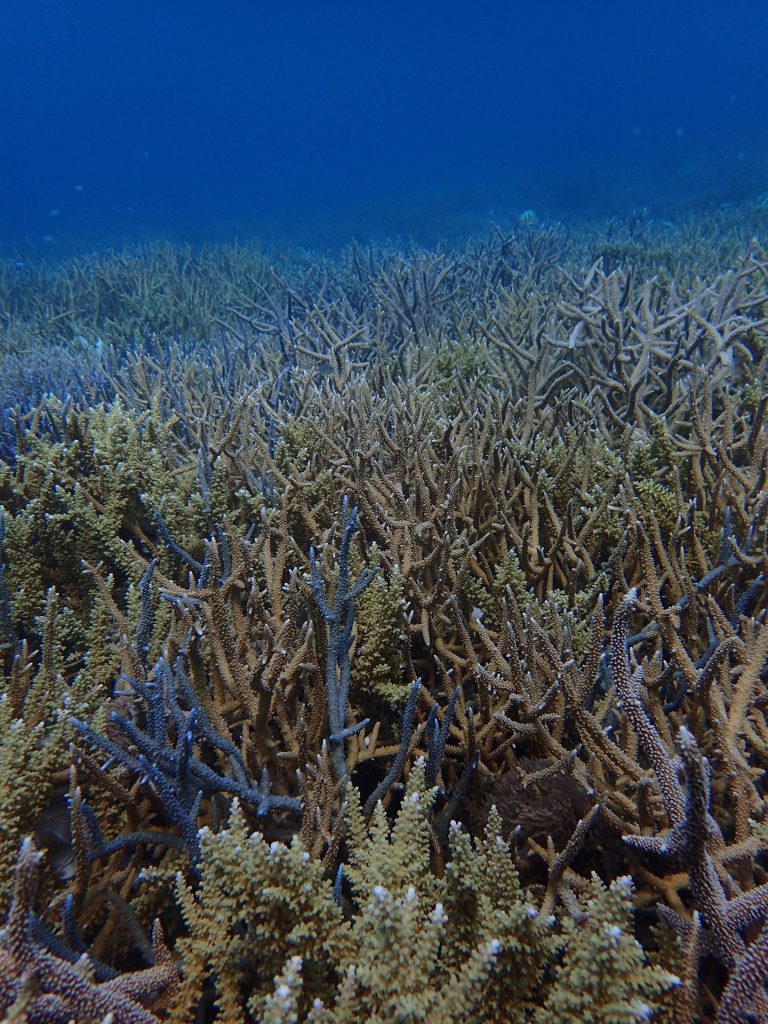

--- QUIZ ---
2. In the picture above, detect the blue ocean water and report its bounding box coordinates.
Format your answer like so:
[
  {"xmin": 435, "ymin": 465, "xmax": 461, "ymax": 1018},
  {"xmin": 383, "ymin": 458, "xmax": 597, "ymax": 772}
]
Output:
[{"xmin": 1, "ymin": 0, "xmax": 766, "ymax": 251}]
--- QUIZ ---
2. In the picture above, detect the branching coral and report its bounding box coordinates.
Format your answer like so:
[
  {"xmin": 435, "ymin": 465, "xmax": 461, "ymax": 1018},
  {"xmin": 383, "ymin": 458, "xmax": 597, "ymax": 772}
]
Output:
[
  {"xmin": 1, "ymin": 209, "xmax": 767, "ymax": 1021},
  {"xmin": 0, "ymin": 838, "xmax": 177, "ymax": 1023},
  {"xmin": 172, "ymin": 761, "xmax": 674, "ymax": 1023}
]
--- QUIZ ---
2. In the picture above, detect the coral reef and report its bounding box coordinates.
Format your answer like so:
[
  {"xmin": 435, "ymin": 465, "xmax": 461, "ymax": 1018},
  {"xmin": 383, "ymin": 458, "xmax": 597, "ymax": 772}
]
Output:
[{"xmin": 1, "ymin": 205, "xmax": 768, "ymax": 1021}]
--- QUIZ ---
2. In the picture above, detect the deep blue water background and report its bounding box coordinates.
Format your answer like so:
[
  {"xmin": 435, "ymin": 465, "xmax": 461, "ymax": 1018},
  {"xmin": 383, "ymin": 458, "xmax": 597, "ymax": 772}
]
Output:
[{"xmin": 1, "ymin": 0, "xmax": 767, "ymax": 252}]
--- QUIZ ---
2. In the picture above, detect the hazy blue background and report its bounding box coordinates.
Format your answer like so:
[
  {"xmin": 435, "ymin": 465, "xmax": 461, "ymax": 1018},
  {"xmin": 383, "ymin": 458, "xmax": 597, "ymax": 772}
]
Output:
[{"xmin": 1, "ymin": 0, "xmax": 766, "ymax": 250}]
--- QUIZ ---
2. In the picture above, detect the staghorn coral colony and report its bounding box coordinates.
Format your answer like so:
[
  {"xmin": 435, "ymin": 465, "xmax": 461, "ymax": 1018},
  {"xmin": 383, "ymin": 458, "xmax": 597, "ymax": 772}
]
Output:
[{"xmin": 0, "ymin": 206, "xmax": 767, "ymax": 1023}]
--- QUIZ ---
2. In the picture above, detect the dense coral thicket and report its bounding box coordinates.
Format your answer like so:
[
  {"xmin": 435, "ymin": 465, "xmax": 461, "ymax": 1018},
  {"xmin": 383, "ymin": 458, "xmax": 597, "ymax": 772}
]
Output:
[{"xmin": 1, "ymin": 206, "xmax": 768, "ymax": 1022}]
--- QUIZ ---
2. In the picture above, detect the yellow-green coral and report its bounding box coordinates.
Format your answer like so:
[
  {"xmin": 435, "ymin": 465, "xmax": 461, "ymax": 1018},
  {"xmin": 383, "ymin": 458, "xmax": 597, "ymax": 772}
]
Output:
[
  {"xmin": 1, "ymin": 398, "xmax": 205, "ymax": 633},
  {"xmin": 174, "ymin": 762, "xmax": 679, "ymax": 1024},
  {"xmin": 171, "ymin": 801, "xmax": 346, "ymax": 1024},
  {"xmin": 352, "ymin": 545, "xmax": 407, "ymax": 705},
  {"xmin": 0, "ymin": 591, "xmax": 100, "ymax": 909},
  {"xmin": 535, "ymin": 874, "xmax": 679, "ymax": 1024},
  {"xmin": 493, "ymin": 549, "xmax": 530, "ymax": 608}
]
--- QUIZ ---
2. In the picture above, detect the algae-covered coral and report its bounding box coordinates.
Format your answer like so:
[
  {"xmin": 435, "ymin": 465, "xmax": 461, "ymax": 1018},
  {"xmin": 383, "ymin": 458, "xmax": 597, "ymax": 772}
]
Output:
[{"xmin": 1, "ymin": 205, "xmax": 768, "ymax": 1022}]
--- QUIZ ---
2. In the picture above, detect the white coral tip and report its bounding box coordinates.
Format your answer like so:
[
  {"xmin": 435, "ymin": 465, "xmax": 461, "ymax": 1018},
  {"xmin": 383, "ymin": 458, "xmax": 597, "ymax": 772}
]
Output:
[
  {"xmin": 430, "ymin": 903, "xmax": 447, "ymax": 924},
  {"xmin": 605, "ymin": 923, "xmax": 623, "ymax": 945}
]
